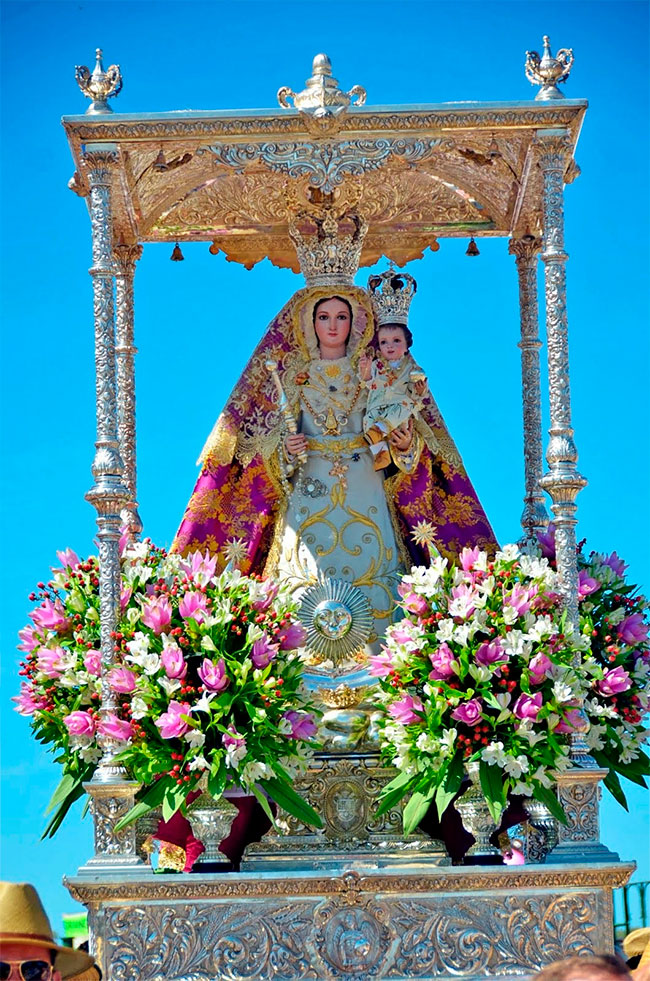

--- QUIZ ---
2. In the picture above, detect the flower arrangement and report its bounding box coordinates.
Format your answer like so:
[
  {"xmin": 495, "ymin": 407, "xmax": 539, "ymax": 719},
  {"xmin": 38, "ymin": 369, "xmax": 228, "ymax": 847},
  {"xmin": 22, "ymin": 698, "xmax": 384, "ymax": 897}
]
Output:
[
  {"xmin": 14, "ymin": 541, "xmax": 321, "ymax": 836},
  {"xmin": 538, "ymin": 528, "xmax": 650, "ymax": 806},
  {"xmin": 371, "ymin": 545, "xmax": 596, "ymax": 833}
]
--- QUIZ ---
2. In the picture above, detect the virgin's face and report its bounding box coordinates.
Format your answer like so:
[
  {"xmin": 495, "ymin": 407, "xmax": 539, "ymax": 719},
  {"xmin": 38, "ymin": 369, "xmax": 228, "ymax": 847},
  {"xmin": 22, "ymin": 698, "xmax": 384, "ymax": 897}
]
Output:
[{"xmin": 314, "ymin": 298, "xmax": 351, "ymax": 359}]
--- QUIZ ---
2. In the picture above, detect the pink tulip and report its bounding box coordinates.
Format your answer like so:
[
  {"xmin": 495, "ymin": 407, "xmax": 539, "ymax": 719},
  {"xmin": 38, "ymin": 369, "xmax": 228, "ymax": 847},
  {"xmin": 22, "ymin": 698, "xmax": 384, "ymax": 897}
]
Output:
[
  {"xmin": 141, "ymin": 596, "xmax": 173, "ymax": 635},
  {"xmin": 118, "ymin": 525, "xmax": 130, "ymax": 556},
  {"xmin": 36, "ymin": 647, "xmax": 66, "ymax": 679},
  {"xmin": 277, "ymin": 622, "xmax": 307, "ymax": 650},
  {"xmin": 98, "ymin": 713, "xmax": 134, "ymax": 742},
  {"xmin": 537, "ymin": 524, "xmax": 556, "ymax": 559},
  {"xmin": 179, "ymin": 591, "xmax": 210, "ymax": 624},
  {"xmin": 84, "ymin": 651, "xmax": 102, "ymax": 676},
  {"xmin": 598, "ymin": 666, "xmax": 632, "ymax": 696},
  {"xmin": 554, "ymin": 707, "xmax": 584, "ymax": 733},
  {"xmin": 283, "ymin": 711, "xmax": 318, "ymax": 740},
  {"xmin": 106, "ymin": 666, "xmax": 137, "ymax": 693},
  {"xmin": 197, "ymin": 657, "xmax": 229, "ymax": 692},
  {"xmin": 389, "ymin": 694, "xmax": 424, "ymax": 725},
  {"xmin": 603, "ymin": 552, "xmax": 627, "ymax": 577},
  {"xmin": 401, "ymin": 591, "xmax": 429, "ymax": 616},
  {"xmin": 53, "ymin": 548, "xmax": 81, "ymax": 572},
  {"xmin": 120, "ymin": 585, "xmax": 133, "ymax": 612},
  {"xmin": 451, "ymin": 698, "xmax": 483, "ymax": 727},
  {"xmin": 368, "ymin": 650, "xmax": 394, "ymax": 678},
  {"xmin": 528, "ymin": 652, "xmax": 552, "ymax": 686},
  {"xmin": 475, "ymin": 639, "xmax": 507, "ymax": 669},
  {"xmin": 429, "ymin": 642, "xmax": 456, "ymax": 681},
  {"xmin": 251, "ymin": 635, "xmax": 278, "ymax": 669},
  {"xmin": 251, "ymin": 580, "xmax": 279, "ymax": 612},
  {"xmin": 29, "ymin": 599, "xmax": 69, "ymax": 633},
  {"xmin": 459, "ymin": 546, "xmax": 481, "ymax": 572},
  {"xmin": 180, "ymin": 550, "xmax": 217, "ymax": 586},
  {"xmin": 223, "ymin": 726, "xmax": 246, "ymax": 750},
  {"xmin": 578, "ymin": 570, "xmax": 600, "ymax": 598},
  {"xmin": 64, "ymin": 710, "xmax": 96, "ymax": 737},
  {"xmin": 161, "ymin": 645, "xmax": 187, "ymax": 680},
  {"xmin": 505, "ymin": 584, "xmax": 536, "ymax": 617},
  {"xmin": 450, "ymin": 584, "xmax": 477, "ymax": 619},
  {"xmin": 513, "ymin": 691, "xmax": 543, "ymax": 721},
  {"xmin": 12, "ymin": 683, "xmax": 47, "ymax": 716},
  {"xmin": 391, "ymin": 624, "xmax": 418, "ymax": 645},
  {"xmin": 155, "ymin": 701, "xmax": 192, "ymax": 739},
  {"xmin": 18, "ymin": 626, "xmax": 40, "ymax": 651},
  {"xmin": 618, "ymin": 613, "xmax": 648, "ymax": 646}
]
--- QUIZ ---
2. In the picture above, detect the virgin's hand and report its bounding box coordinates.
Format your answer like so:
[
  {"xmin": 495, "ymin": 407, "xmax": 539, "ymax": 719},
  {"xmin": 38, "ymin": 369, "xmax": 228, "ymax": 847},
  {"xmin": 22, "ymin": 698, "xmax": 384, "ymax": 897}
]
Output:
[
  {"xmin": 389, "ymin": 419, "xmax": 413, "ymax": 452},
  {"xmin": 285, "ymin": 433, "xmax": 308, "ymax": 457}
]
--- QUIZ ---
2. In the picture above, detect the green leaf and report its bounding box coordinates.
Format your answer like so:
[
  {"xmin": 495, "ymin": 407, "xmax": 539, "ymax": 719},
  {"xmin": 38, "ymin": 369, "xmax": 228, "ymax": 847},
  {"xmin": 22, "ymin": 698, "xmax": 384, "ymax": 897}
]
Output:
[
  {"xmin": 114, "ymin": 778, "xmax": 170, "ymax": 832},
  {"xmin": 45, "ymin": 772, "xmax": 77, "ymax": 815},
  {"xmin": 402, "ymin": 786, "xmax": 436, "ymax": 835},
  {"xmin": 207, "ymin": 762, "xmax": 228, "ymax": 800},
  {"xmin": 249, "ymin": 783, "xmax": 277, "ymax": 827},
  {"xmin": 41, "ymin": 781, "xmax": 88, "ymax": 839},
  {"xmin": 259, "ymin": 776, "xmax": 323, "ymax": 829},
  {"xmin": 375, "ymin": 770, "xmax": 417, "ymax": 818},
  {"xmin": 533, "ymin": 783, "xmax": 568, "ymax": 825},
  {"xmin": 478, "ymin": 761, "xmax": 506, "ymax": 825},
  {"xmin": 435, "ymin": 753, "xmax": 465, "ymax": 822},
  {"xmin": 602, "ymin": 768, "xmax": 629, "ymax": 810},
  {"xmin": 162, "ymin": 783, "xmax": 187, "ymax": 823}
]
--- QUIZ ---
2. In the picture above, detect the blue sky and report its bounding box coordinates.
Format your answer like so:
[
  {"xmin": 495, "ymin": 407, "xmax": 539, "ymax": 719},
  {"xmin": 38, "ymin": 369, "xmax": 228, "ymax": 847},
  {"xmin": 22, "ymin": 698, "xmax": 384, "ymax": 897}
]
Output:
[{"xmin": 1, "ymin": 0, "xmax": 648, "ymax": 934}]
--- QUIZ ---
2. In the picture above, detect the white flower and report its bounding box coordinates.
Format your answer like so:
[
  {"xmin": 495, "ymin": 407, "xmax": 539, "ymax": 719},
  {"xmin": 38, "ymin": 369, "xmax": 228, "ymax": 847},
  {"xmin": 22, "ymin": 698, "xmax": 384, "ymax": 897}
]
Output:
[
  {"xmin": 241, "ymin": 760, "xmax": 274, "ymax": 784},
  {"xmin": 79, "ymin": 744, "xmax": 103, "ymax": 764},
  {"xmin": 453, "ymin": 623, "xmax": 473, "ymax": 646},
  {"xmin": 416, "ymin": 732, "xmax": 439, "ymax": 754},
  {"xmin": 192, "ymin": 691, "xmax": 217, "ymax": 714},
  {"xmin": 519, "ymin": 554, "xmax": 551, "ymax": 580},
  {"xmin": 481, "ymin": 741, "xmax": 506, "ymax": 766},
  {"xmin": 502, "ymin": 605, "xmax": 519, "ymax": 626},
  {"xmin": 528, "ymin": 617, "xmax": 555, "ymax": 642},
  {"xmin": 553, "ymin": 681, "xmax": 574, "ymax": 703},
  {"xmin": 188, "ymin": 754, "xmax": 210, "ymax": 772},
  {"xmin": 503, "ymin": 630, "xmax": 532, "ymax": 658},
  {"xmin": 607, "ymin": 606, "xmax": 626, "ymax": 625},
  {"xmin": 435, "ymin": 619, "xmax": 455, "ymax": 642},
  {"xmin": 439, "ymin": 728, "xmax": 457, "ymax": 756},
  {"xmin": 585, "ymin": 722, "xmax": 608, "ymax": 752},
  {"xmin": 468, "ymin": 663, "xmax": 492, "ymax": 684},
  {"xmin": 403, "ymin": 562, "xmax": 445, "ymax": 597},
  {"xmin": 475, "ymin": 575, "xmax": 495, "ymax": 598},
  {"xmin": 515, "ymin": 721, "xmax": 546, "ymax": 746},
  {"xmin": 125, "ymin": 606, "xmax": 142, "ymax": 625},
  {"xmin": 246, "ymin": 622, "xmax": 264, "ymax": 644},
  {"xmin": 161, "ymin": 634, "xmax": 182, "ymax": 654},
  {"xmin": 159, "ymin": 676, "xmax": 181, "ymax": 696},
  {"xmin": 124, "ymin": 541, "xmax": 150, "ymax": 561},
  {"xmin": 138, "ymin": 652, "xmax": 161, "ymax": 676},
  {"xmin": 511, "ymin": 780, "xmax": 534, "ymax": 796},
  {"xmin": 503, "ymin": 754, "xmax": 530, "ymax": 778},
  {"xmin": 126, "ymin": 631, "xmax": 151, "ymax": 658},
  {"xmin": 531, "ymin": 766, "xmax": 554, "ymax": 789},
  {"xmin": 130, "ymin": 696, "xmax": 149, "ymax": 720},
  {"xmin": 496, "ymin": 544, "xmax": 520, "ymax": 562},
  {"xmin": 279, "ymin": 718, "xmax": 293, "ymax": 735},
  {"xmin": 184, "ymin": 729, "xmax": 206, "ymax": 749},
  {"xmin": 159, "ymin": 553, "xmax": 182, "ymax": 578}
]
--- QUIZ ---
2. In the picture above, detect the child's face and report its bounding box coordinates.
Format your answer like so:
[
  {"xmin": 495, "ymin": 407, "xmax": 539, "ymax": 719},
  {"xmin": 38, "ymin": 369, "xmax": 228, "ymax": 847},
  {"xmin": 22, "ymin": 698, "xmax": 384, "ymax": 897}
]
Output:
[{"xmin": 378, "ymin": 326, "xmax": 408, "ymax": 361}]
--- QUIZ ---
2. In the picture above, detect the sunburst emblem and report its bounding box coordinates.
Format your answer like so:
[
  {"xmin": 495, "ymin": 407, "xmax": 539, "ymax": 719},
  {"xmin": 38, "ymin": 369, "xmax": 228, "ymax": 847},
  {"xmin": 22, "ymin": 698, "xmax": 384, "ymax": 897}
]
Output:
[{"xmin": 299, "ymin": 579, "xmax": 373, "ymax": 665}]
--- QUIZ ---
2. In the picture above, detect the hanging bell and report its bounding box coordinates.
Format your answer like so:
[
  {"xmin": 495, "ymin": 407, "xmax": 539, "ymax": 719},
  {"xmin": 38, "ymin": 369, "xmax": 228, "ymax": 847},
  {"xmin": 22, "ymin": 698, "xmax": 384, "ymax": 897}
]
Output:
[
  {"xmin": 153, "ymin": 148, "xmax": 168, "ymax": 172},
  {"xmin": 465, "ymin": 237, "xmax": 480, "ymax": 257},
  {"xmin": 170, "ymin": 242, "xmax": 185, "ymax": 262}
]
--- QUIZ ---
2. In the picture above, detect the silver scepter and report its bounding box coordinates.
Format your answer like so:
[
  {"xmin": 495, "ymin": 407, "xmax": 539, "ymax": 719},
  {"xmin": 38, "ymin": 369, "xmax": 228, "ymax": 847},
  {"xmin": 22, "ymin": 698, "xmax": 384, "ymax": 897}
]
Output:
[{"xmin": 265, "ymin": 359, "xmax": 307, "ymax": 464}]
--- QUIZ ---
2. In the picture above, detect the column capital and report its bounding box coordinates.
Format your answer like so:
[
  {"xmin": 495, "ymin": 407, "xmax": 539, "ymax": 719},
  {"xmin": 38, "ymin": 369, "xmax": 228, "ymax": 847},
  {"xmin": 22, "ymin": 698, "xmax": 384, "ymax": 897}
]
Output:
[
  {"xmin": 81, "ymin": 147, "xmax": 119, "ymax": 180},
  {"xmin": 509, "ymin": 235, "xmax": 543, "ymax": 262},
  {"xmin": 114, "ymin": 243, "xmax": 143, "ymax": 275},
  {"xmin": 532, "ymin": 132, "xmax": 573, "ymax": 170}
]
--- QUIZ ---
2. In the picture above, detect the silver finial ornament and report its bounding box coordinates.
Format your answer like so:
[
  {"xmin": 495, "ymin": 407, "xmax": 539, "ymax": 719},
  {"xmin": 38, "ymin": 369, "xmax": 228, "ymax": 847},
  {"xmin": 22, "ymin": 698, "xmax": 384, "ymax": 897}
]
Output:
[
  {"xmin": 75, "ymin": 48, "xmax": 122, "ymax": 114},
  {"xmin": 367, "ymin": 267, "xmax": 417, "ymax": 326},
  {"xmin": 525, "ymin": 36, "xmax": 574, "ymax": 101},
  {"xmin": 278, "ymin": 54, "xmax": 366, "ymax": 123}
]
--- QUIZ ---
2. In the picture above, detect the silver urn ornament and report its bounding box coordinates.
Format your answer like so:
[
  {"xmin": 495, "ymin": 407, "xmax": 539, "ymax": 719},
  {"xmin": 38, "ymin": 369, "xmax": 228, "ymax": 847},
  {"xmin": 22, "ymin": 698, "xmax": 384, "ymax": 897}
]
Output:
[
  {"xmin": 187, "ymin": 792, "xmax": 239, "ymax": 863},
  {"xmin": 454, "ymin": 761, "xmax": 502, "ymax": 862}
]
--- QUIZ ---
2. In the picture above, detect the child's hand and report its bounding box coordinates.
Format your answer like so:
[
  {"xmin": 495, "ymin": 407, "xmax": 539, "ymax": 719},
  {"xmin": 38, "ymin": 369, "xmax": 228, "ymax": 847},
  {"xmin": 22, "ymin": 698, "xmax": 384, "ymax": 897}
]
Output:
[
  {"xmin": 414, "ymin": 376, "xmax": 427, "ymax": 397},
  {"xmin": 358, "ymin": 353, "xmax": 372, "ymax": 381}
]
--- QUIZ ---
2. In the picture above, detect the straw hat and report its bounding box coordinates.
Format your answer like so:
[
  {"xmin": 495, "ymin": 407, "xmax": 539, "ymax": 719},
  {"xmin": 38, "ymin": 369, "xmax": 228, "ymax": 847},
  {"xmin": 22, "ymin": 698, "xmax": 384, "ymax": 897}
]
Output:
[
  {"xmin": 625, "ymin": 927, "xmax": 650, "ymax": 961},
  {"xmin": 0, "ymin": 883, "xmax": 96, "ymax": 979}
]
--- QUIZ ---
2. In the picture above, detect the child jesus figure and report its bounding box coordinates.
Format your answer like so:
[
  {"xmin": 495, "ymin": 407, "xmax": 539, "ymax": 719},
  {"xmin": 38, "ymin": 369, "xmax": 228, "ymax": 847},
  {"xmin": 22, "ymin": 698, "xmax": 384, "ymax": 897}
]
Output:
[{"xmin": 359, "ymin": 323, "xmax": 428, "ymax": 471}]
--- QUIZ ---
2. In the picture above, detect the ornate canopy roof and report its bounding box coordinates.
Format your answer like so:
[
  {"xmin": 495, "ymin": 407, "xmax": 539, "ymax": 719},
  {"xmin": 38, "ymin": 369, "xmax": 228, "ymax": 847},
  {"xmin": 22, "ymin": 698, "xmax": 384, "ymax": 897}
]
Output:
[{"xmin": 63, "ymin": 52, "xmax": 586, "ymax": 271}]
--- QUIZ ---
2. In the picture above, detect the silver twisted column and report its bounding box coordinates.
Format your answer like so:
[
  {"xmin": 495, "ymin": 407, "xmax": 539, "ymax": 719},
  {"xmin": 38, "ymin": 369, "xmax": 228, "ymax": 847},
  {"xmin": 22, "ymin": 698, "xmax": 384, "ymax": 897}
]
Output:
[
  {"xmin": 535, "ymin": 133, "xmax": 617, "ymax": 863},
  {"xmin": 80, "ymin": 148, "xmax": 142, "ymax": 873},
  {"xmin": 114, "ymin": 243, "xmax": 143, "ymax": 544},
  {"xmin": 509, "ymin": 234, "xmax": 549, "ymax": 544}
]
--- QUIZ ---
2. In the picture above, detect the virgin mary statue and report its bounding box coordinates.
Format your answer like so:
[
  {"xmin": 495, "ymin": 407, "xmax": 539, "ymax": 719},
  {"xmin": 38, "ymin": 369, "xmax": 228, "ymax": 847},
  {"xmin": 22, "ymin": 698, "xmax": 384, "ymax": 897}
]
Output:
[{"xmin": 173, "ymin": 212, "xmax": 495, "ymax": 685}]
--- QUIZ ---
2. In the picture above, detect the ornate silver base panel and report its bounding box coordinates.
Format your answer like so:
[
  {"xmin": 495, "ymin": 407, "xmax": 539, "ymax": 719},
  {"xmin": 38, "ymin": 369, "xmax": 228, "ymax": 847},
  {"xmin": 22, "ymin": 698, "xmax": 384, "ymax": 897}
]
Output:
[{"xmin": 65, "ymin": 862, "xmax": 633, "ymax": 980}]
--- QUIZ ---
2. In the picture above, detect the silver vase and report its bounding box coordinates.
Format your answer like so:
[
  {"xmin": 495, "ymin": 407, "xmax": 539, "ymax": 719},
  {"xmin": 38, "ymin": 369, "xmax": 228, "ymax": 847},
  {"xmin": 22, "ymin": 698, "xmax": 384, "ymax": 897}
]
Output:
[
  {"xmin": 523, "ymin": 799, "xmax": 558, "ymax": 864},
  {"xmin": 187, "ymin": 792, "xmax": 240, "ymax": 863},
  {"xmin": 454, "ymin": 761, "xmax": 501, "ymax": 861}
]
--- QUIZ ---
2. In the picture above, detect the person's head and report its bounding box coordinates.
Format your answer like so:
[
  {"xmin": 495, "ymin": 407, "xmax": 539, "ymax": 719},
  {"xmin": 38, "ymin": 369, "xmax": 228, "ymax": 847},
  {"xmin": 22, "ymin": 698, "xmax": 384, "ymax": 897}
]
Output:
[
  {"xmin": 0, "ymin": 883, "xmax": 96, "ymax": 980},
  {"xmin": 376, "ymin": 323, "xmax": 413, "ymax": 362},
  {"xmin": 313, "ymin": 296, "xmax": 352, "ymax": 359},
  {"xmin": 533, "ymin": 954, "xmax": 632, "ymax": 980}
]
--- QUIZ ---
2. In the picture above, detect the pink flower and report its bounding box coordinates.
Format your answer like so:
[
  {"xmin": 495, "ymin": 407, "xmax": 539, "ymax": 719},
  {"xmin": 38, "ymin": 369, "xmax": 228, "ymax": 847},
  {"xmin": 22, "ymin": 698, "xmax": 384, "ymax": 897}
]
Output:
[
  {"xmin": 98, "ymin": 713, "xmax": 134, "ymax": 742},
  {"xmin": 618, "ymin": 613, "xmax": 648, "ymax": 646},
  {"xmin": 277, "ymin": 622, "xmax": 307, "ymax": 650},
  {"xmin": 180, "ymin": 550, "xmax": 217, "ymax": 587},
  {"xmin": 505, "ymin": 584, "xmax": 536, "ymax": 617},
  {"xmin": 513, "ymin": 691, "xmax": 543, "ymax": 721},
  {"xmin": 161, "ymin": 645, "xmax": 187, "ymax": 680},
  {"xmin": 251, "ymin": 635, "xmax": 278, "ymax": 669},
  {"xmin": 251, "ymin": 580, "xmax": 279, "ymax": 612},
  {"xmin": 18, "ymin": 626, "xmax": 40, "ymax": 651},
  {"xmin": 578, "ymin": 570, "xmax": 600, "ymax": 598},
  {"xmin": 223, "ymin": 726, "xmax": 246, "ymax": 750},
  {"xmin": 141, "ymin": 596, "xmax": 172, "ymax": 635},
  {"xmin": 389, "ymin": 694, "xmax": 424, "ymax": 725},
  {"xmin": 528, "ymin": 652, "xmax": 552, "ymax": 686},
  {"xmin": 400, "ymin": 591, "xmax": 429, "ymax": 616},
  {"xmin": 106, "ymin": 666, "xmax": 137, "ymax": 693},
  {"xmin": 598, "ymin": 666, "xmax": 632, "ymax": 696},
  {"xmin": 53, "ymin": 548, "xmax": 81, "ymax": 572},
  {"xmin": 36, "ymin": 647, "xmax": 66, "ymax": 679},
  {"xmin": 554, "ymin": 707, "xmax": 584, "ymax": 733},
  {"xmin": 603, "ymin": 552, "xmax": 627, "ymax": 577},
  {"xmin": 368, "ymin": 650, "xmax": 394, "ymax": 678},
  {"xmin": 179, "ymin": 591, "xmax": 210, "ymax": 624},
  {"xmin": 84, "ymin": 651, "xmax": 102, "ymax": 676},
  {"xmin": 12, "ymin": 683, "xmax": 47, "ymax": 716},
  {"xmin": 283, "ymin": 710, "xmax": 318, "ymax": 740},
  {"xmin": 475, "ymin": 639, "xmax": 507, "ymax": 669},
  {"xmin": 537, "ymin": 524, "xmax": 556, "ymax": 559},
  {"xmin": 390, "ymin": 624, "xmax": 418, "ymax": 646},
  {"xmin": 120, "ymin": 585, "xmax": 133, "ymax": 612},
  {"xmin": 118, "ymin": 524, "xmax": 130, "ymax": 556},
  {"xmin": 459, "ymin": 546, "xmax": 481, "ymax": 572},
  {"xmin": 451, "ymin": 698, "xmax": 483, "ymax": 727},
  {"xmin": 197, "ymin": 657, "xmax": 229, "ymax": 692},
  {"xmin": 155, "ymin": 701, "xmax": 192, "ymax": 739},
  {"xmin": 429, "ymin": 642, "xmax": 456, "ymax": 680},
  {"xmin": 29, "ymin": 599, "xmax": 69, "ymax": 633},
  {"xmin": 64, "ymin": 710, "xmax": 96, "ymax": 737},
  {"xmin": 449, "ymin": 584, "xmax": 477, "ymax": 619}
]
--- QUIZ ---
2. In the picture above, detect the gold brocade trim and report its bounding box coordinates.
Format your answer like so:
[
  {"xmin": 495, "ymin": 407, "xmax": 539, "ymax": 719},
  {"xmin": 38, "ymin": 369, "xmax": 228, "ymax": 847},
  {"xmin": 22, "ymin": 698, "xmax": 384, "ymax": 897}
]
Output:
[
  {"xmin": 383, "ymin": 471, "xmax": 415, "ymax": 571},
  {"xmin": 262, "ymin": 450, "xmax": 290, "ymax": 577},
  {"xmin": 389, "ymin": 428, "xmax": 424, "ymax": 474},
  {"xmin": 306, "ymin": 434, "xmax": 366, "ymax": 454}
]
